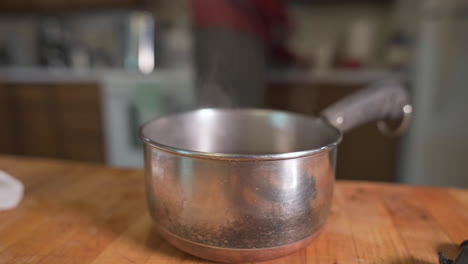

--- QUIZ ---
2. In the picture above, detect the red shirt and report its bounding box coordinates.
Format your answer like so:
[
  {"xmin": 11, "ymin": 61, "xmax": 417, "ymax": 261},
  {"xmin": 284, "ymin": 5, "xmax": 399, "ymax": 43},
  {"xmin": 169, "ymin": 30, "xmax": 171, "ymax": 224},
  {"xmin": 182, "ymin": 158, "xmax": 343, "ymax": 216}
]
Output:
[{"xmin": 192, "ymin": 0, "xmax": 290, "ymax": 42}]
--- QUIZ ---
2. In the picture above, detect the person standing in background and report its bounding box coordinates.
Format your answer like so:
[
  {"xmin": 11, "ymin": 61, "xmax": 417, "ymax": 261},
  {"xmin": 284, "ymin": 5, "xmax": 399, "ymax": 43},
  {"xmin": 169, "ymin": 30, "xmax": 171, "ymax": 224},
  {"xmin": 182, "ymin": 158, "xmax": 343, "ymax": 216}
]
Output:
[{"xmin": 192, "ymin": 0, "xmax": 300, "ymax": 108}]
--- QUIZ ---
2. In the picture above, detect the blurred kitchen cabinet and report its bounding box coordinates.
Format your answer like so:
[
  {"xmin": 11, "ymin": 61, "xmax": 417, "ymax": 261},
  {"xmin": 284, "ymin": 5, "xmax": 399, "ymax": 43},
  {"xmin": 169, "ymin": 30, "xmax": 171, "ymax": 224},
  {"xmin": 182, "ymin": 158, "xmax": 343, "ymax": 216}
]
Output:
[
  {"xmin": 0, "ymin": 83, "xmax": 105, "ymax": 163},
  {"xmin": 55, "ymin": 84, "xmax": 104, "ymax": 161},
  {"xmin": 0, "ymin": 84, "xmax": 17, "ymax": 154},
  {"xmin": 13, "ymin": 85, "xmax": 61, "ymax": 157},
  {"xmin": 267, "ymin": 83, "xmax": 399, "ymax": 182},
  {"xmin": 267, "ymin": 85, "xmax": 319, "ymax": 115},
  {"xmin": 0, "ymin": 0, "xmax": 144, "ymax": 11}
]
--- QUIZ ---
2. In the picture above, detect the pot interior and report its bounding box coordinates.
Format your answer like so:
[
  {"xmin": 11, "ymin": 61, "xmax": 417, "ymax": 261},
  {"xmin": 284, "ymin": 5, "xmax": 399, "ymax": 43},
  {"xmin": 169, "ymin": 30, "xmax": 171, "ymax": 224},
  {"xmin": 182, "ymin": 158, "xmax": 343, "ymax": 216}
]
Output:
[{"xmin": 141, "ymin": 109, "xmax": 341, "ymax": 156}]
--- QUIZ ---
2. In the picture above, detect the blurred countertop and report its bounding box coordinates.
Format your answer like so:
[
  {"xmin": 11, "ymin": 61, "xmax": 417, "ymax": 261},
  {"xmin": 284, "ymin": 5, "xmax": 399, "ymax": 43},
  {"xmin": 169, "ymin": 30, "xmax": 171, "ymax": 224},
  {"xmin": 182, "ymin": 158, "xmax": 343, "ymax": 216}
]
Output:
[
  {"xmin": 268, "ymin": 68, "xmax": 404, "ymax": 86},
  {"xmin": 0, "ymin": 67, "xmax": 403, "ymax": 86},
  {"xmin": 0, "ymin": 67, "xmax": 169, "ymax": 84},
  {"xmin": 0, "ymin": 67, "xmax": 102, "ymax": 84}
]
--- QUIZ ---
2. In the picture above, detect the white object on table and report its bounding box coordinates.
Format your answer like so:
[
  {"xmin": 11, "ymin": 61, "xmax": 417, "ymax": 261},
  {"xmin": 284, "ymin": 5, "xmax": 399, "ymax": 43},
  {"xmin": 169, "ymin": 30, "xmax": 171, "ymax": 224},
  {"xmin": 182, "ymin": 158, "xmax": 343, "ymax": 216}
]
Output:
[{"xmin": 0, "ymin": 171, "xmax": 24, "ymax": 210}]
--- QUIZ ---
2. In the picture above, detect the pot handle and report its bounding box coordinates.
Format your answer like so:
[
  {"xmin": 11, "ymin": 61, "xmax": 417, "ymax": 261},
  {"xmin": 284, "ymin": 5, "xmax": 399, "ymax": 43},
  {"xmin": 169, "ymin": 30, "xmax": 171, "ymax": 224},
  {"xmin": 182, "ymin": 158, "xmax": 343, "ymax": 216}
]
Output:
[{"xmin": 320, "ymin": 79, "xmax": 412, "ymax": 134}]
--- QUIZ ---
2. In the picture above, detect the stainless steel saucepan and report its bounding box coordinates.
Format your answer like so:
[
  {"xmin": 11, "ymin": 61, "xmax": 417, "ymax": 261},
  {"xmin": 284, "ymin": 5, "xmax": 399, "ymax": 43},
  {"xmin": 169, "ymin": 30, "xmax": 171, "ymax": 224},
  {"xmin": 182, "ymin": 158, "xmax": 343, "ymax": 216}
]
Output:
[{"xmin": 140, "ymin": 80, "xmax": 412, "ymax": 263}]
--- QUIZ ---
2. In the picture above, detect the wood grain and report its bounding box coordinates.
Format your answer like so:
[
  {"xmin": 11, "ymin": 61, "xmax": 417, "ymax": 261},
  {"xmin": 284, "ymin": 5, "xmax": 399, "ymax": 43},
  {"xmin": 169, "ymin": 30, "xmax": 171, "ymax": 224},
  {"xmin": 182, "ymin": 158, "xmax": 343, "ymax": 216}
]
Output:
[{"xmin": 0, "ymin": 156, "xmax": 467, "ymax": 264}]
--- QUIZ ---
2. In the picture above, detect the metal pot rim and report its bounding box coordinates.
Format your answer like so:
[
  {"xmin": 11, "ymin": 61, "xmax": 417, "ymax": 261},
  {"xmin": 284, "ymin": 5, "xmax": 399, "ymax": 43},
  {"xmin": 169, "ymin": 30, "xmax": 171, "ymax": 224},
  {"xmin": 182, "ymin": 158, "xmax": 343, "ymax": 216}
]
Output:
[{"xmin": 139, "ymin": 108, "xmax": 342, "ymax": 161}]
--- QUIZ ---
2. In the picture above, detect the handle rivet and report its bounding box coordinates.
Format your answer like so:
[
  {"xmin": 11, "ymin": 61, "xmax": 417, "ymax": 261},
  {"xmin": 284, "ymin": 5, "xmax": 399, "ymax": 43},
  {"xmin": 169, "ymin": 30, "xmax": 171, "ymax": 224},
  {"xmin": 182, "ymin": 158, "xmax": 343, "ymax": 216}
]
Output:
[
  {"xmin": 403, "ymin": 105, "xmax": 413, "ymax": 114},
  {"xmin": 336, "ymin": 116, "xmax": 344, "ymax": 125}
]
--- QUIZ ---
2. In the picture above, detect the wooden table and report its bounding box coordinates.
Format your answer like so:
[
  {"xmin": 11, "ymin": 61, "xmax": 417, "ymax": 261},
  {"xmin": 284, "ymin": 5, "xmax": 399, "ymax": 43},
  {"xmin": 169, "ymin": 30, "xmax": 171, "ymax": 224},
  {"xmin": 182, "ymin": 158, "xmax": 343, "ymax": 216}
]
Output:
[{"xmin": 0, "ymin": 156, "xmax": 467, "ymax": 264}]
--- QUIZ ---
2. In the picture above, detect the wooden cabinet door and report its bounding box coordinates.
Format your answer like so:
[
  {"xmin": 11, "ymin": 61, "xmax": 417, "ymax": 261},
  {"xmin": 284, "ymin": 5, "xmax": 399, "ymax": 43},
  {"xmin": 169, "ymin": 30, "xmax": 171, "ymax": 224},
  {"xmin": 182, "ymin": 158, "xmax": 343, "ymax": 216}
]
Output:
[
  {"xmin": 0, "ymin": 84, "xmax": 18, "ymax": 154},
  {"xmin": 0, "ymin": 83, "xmax": 105, "ymax": 163},
  {"xmin": 13, "ymin": 85, "xmax": 61, "ymax": 157},
  {"xmin": 55, "ymin": 84, "xmax": 105, "ymax": 162}
]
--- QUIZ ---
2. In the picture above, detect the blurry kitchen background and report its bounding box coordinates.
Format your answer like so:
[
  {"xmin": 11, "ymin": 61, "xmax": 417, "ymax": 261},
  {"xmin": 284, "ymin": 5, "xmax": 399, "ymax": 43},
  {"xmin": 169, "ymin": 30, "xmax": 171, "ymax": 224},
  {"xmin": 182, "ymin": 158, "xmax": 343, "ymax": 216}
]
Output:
[{"xmin": 0, "ymin": 0, "xmax": 466, "ymax": 187}]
